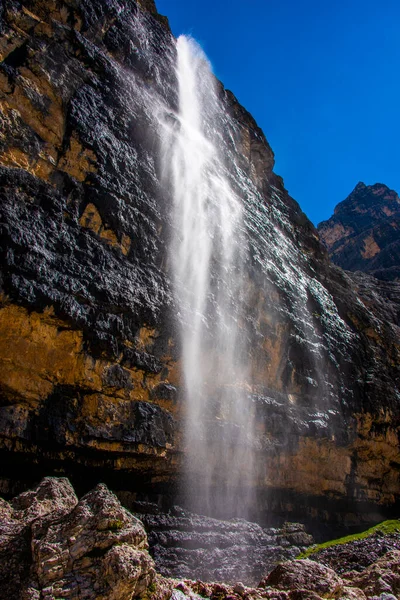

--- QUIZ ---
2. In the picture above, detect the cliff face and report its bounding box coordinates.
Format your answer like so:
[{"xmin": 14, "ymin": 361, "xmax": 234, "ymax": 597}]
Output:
[
  {"xmin": 318, "ymin": 182, "xmax": 400, "ymax": 281},
  {"xmin": 1, "ymin": 0, "xmax": 400, "ymax": 528}
]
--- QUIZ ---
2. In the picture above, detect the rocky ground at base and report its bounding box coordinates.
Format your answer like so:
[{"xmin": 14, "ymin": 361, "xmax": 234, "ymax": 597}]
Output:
[
  {"xmin": 0, "ymin": 477, "xmax": 399, "ymax": 600},
  {"xmin": 306, "ymin": 530, "xmax": 400, "ymax": 574},
  {"xmin": 136, "ymin": 506, "xmax": 313, "ymax": 586}
]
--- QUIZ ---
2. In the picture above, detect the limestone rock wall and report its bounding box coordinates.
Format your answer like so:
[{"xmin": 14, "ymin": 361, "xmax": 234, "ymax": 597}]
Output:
[
  {"xmin": 0, "ymin": 0, "xmax": 399, "ymax": 527},
  {"xmin": 0, "ymin": 0, "xmax": 181, "ymax": 497}
]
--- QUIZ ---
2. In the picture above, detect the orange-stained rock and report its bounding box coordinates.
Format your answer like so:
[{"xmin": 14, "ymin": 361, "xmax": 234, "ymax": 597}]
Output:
[
  {"xmin": 319, "ymin": 222, "xmax": 354, "ymax": 251},
  {"xmin": 265, "ymin": 437, "xmax": 352, "ymax": 498},
  {"xmin": 1, "ymin": 65, "xmax": 64, "ymax": 147},
  {"xmin": 0, "ymin": 303, "xmax": 85, "ymax": 404},
  {"xmin": 0, "ymin": 302, "xmax": 176, "ymax": 408},
  {"xmin": 361, "ymin": 234, "xmax": 380, "ymax": 259},
  {"xmin": 79, "ymin": 203, "xmax": 132, "ymax": 255},
  {"xmin": 58, "ymin": 132, "xmax": 97, "ymax": 182},
  {"xmin": 0, "ymin": 146, "xmax": 53, "ymax": 180}
]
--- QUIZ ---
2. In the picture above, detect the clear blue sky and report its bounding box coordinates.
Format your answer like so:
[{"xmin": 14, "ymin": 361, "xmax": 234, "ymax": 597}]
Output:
[{"xmin": 155, "ymin": 0, "xmax": 400, "ymax": 226}]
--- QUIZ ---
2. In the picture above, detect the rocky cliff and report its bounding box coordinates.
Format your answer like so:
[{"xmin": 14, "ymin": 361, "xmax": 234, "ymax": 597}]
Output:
[
  {"xmin": 318, "ymin": 182, "xmax": 400, "ymax": 281},
  {"xmin": 1, "ymin": 0, "xmax": 400, "ymax": 531}
]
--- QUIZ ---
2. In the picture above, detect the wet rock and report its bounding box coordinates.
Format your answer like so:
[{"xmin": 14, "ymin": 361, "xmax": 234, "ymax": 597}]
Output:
[
  {"xmin": 138, "ymin": 508, "xmax": 314, "ymax": 586},
  {"xmin": 102, "ymin": 364, "xmax": 134, "ymax": 392},
  {"xmin": 150, "ymin": 382, "xmax": 178, "ymax": 402}
]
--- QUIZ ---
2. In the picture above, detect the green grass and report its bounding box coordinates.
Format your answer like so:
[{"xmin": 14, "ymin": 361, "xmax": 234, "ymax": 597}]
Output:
[{"xmin": 297, "ymin": 519, "xmax": 400, "ymax": 559}]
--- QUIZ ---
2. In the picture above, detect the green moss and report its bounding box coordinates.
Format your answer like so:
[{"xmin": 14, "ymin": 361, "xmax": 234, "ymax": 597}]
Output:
[
  {"xmin": 297, "ymin": 519, "xmax": 400, "ymax": 559},
  {"xmin": 108, "ymin": 519, "xmax": 124, "ymax": 531},
  {"xmin": 138, "ymin": 580, "xmax": 158, "ymax": 600}
]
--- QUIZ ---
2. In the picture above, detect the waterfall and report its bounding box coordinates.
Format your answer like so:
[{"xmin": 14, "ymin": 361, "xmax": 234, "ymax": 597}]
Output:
[{"xmin": 163, "ymin": 36, "xmax": 255, "ymax": 518}]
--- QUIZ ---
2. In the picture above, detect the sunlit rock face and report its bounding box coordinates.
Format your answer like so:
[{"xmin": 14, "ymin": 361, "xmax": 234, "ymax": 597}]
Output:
[
  {"xmin": 0, "ymin": 0, "xmax": 400, "ymax": 529},
  {"xmin": 0, "ymin": 477, "xmax": 156, "ymax": 599},
  {"xmin": 318, "ymin": 182, "xmax": 400, "ymax": 281}
]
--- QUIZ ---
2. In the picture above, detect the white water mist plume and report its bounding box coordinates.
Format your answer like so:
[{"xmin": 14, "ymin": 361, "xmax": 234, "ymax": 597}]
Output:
[{"xmin": 162, "ymin": 35, "xmax": 255, "ymax": 519}]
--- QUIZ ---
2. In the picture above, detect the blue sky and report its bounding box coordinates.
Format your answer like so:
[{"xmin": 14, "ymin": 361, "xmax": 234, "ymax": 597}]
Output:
[{"xmin": 155, "ymin": 0, "xmax": 400, "ymax": 225}]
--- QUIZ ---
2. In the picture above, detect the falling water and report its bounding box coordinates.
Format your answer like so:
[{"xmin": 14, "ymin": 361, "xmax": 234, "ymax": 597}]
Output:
[{"xmin": 164, "ymin": 36, "xmax": 255, "ymax": 518}]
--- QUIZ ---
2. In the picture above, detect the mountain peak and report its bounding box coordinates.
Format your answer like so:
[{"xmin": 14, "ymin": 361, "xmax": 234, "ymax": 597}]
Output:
[
  {"xmin": 354, "ymin": 181, "xmax": 366, "ymax": 192},
  {"xmin": 318, "ymin": 182, "xmax": 400, "ymax": 279}
]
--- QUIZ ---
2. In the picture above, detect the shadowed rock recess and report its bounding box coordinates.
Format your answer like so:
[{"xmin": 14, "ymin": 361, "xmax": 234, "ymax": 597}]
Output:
[{"xmin": 0, "ymin": 0, "xmax": 400, "ymax": 539}]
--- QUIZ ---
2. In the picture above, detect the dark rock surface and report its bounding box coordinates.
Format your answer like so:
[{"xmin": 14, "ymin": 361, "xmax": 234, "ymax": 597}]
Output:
[
  {"xmin": 306, "ymin": 530, "xmax": 400, "ymax": 575},
  {"xmin": 258, "ymin": 550, "xmax": 400, "ymax": 600},
  {"xmin": 318, "ymin": 182, "xmax": 400, "ymax": 281},
  {"xmin": 0, "ymin": 0, "xmax": 399, "ymax": 529},
  {"xmin": 177, "ymin": 539, "xmax": 400, "ymax": 600},
  {"xmin": 343, "ymin": 550, "xmax": 400, "ymax": 598},
  {"xmin": 137, "ymin": 506, "xmax": 313, "ymax": 586}
]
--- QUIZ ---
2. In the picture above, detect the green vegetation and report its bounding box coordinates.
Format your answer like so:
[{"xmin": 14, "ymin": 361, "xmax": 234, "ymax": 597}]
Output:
[
  {"xmin": 107, "ymin": 519, "xmax": 124, "ymax": 531},
  {"xmin": 297, "ymin": 519, "xmax": 400, "ymax": 559},
  {"xmin": 138, "ymin": 581, "xmax": 157, "ymax": 600}
]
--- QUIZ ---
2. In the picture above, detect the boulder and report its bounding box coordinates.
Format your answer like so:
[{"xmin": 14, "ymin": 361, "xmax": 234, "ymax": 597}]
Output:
[
  {"xmin": 260, "ymin": 559, "xmax": 343, "ymax": 595},
  {"xmin": 0, "ymin": 477, "xmax": 156, "ymax": 600}
]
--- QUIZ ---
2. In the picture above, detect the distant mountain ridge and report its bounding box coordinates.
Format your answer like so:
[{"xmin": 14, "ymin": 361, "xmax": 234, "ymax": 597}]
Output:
[{"xmin": 318, "ymin": 182, "xmax": 400, "ymax": 280}]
